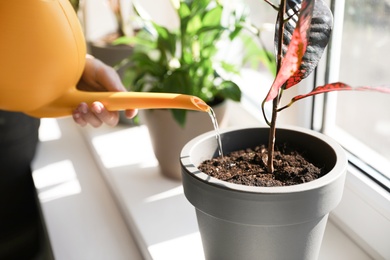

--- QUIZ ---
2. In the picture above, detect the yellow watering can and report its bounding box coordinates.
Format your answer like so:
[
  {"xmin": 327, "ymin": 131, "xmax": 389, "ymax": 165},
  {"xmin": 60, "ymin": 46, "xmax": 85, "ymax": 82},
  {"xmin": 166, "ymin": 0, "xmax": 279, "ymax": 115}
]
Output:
[{"xmin": 0, "ymin": 0, "xmax": 209, "ymax": 118}]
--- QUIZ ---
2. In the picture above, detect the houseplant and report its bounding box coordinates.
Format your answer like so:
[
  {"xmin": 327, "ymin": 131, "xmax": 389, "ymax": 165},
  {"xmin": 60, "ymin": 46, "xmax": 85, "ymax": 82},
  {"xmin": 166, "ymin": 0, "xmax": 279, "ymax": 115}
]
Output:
[
  {"xmin": 88, "ymin": 0, "xmax": 137, "ymax": 74},
  {"xmin": 119, "ymin": 0, "xmax": 273, "ymax": 179},
  {"xmin": 180, "ymin": 0, "xmax": 390, "ymax": 259}
]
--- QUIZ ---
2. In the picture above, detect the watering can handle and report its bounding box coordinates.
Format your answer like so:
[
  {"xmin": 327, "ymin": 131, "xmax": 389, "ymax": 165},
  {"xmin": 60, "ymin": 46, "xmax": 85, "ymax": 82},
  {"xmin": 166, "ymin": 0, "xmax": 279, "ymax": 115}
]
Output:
[{"xmin": 25, "ymin": 88, "xmax": 210, "ymax": 118}]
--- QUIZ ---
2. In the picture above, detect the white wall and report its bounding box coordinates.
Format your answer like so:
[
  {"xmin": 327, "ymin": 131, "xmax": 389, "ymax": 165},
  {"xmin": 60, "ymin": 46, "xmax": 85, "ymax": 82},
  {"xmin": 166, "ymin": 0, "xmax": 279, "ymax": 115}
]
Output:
[
  {"xmin": 83, "ymin": 0, "xmax": 275, "ymax": 40},
  {"xmin": 83, "ymin": 0, "xmax": 177, "ymax": 41}
]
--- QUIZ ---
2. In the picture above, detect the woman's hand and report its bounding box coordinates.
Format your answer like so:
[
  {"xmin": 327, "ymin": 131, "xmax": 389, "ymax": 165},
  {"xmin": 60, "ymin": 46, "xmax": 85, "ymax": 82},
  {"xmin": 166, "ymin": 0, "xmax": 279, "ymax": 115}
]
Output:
[{"xmin": 72, "ymin": 55, "xmax": 137, "ymax": 127}]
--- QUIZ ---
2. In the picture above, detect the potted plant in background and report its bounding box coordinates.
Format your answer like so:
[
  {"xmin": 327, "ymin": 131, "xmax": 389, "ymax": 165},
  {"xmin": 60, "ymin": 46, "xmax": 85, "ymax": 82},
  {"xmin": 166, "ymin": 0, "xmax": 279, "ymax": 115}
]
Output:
[
  {"xmin": 86, "ymin": 0, "xmax": 141, "ymax": 124},
  {"xmin": 118, "ymin": 0, "xmax": 274, "ymax": 179},
  {"xmin": 180, "ymin": 0, "xmax": 390, "ymax": 259},
  {"xmin": 69, "ymin": 0, "xmax": 140, "ymax": 123},
  {"xmin": 88, "ymin": 0, "xmax": 137, "ymax": 76}
]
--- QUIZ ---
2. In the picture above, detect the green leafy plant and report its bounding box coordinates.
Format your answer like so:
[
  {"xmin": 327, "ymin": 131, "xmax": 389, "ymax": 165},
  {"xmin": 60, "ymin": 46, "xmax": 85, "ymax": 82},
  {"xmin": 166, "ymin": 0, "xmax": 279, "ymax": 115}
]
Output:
[
  {"xmin": 262, "ymin": 0, "xmax": 390, "ymax": 173},
  {"xmin": 117, "ymin": 0, "xmax": 275, "ymax": 126}
]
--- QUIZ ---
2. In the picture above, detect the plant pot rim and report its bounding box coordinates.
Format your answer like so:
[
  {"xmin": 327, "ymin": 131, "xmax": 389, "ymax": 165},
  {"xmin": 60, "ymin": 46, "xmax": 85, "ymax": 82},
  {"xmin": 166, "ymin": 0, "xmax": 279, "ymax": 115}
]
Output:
[{"xmin": 180, "ymin": 125, "xmax": 347, "ymax": 194}]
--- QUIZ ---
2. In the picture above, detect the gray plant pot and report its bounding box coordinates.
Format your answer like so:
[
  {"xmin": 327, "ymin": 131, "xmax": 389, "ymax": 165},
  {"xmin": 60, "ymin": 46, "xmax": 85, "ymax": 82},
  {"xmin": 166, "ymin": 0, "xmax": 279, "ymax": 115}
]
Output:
[
  {"xmin": 88, "ymin": 42, "xmax": 133, "ymax": 79},
  {"xmin": 180, "ymin": 126, "xmax": 347, "ymax": 260}
]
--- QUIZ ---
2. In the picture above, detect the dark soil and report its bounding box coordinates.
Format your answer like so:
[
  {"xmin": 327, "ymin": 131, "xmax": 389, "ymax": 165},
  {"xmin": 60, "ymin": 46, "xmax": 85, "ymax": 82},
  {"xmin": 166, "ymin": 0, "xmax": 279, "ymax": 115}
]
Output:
[{"xmin": 198, "ymin": 144, "xmax": 325, "ymax": 187}]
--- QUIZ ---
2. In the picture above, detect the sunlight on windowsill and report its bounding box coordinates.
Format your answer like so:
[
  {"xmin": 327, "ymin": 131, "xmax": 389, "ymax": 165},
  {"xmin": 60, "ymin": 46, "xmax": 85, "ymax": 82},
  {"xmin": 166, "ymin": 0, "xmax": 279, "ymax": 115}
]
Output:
[
  {"xmin": 39, "ymin": 118, "xmax": 62, "ymax": 141},
  {"xmin": 32, "ymin": 159, "xmax": 82, "ymax": 203}
]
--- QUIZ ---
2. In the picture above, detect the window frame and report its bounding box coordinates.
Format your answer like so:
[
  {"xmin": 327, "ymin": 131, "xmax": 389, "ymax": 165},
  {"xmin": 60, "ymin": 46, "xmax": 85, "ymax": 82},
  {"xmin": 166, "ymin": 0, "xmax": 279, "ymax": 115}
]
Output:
[{"xmin": 312, "ymin": 0, "xmax": 390, "ymax": 258}]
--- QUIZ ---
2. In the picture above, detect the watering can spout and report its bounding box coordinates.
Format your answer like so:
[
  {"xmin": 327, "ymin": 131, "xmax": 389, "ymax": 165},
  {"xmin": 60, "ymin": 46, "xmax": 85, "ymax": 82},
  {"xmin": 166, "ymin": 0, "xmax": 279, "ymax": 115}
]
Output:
[
  {"xmin": 0, "ymin": 1, "xmax": 210, "ymax": 119},
  {"xmin": 25, "ymin": 89, "xmax": 210, "ymax": 118}
]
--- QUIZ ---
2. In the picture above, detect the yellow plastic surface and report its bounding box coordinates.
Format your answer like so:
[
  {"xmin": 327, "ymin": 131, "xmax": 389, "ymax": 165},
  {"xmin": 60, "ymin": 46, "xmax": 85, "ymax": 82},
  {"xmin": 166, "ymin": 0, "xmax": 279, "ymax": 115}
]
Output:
[
  {"xmin": 26, "ymin": 90, "xmax": 210, "ymax": 118},
  {"xmin": 0, "ymin": 0, "xmax": 86, "ymax": 113},
  {"xmin": 0, "ymin": 0, "xmax": 209, "ymax": 118}
]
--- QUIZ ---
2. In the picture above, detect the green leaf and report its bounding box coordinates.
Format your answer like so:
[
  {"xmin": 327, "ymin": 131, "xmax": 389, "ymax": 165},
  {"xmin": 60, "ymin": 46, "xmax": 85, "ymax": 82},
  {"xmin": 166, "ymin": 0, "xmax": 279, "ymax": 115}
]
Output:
[
  {"xmin": 187, "ymin": 14, "xmax": 202, "ymax": 34},
  {"xmin": 131, "ymin": 52, "xmax": 165, "ymax": 75},
  {"xmin": 122, "ymin": 69, "xmax": 136, "ymax": 89},
  {"xmin": 241, "ymin": 35, "xmax": 276, "ymax": 75},
  {"xmin": 218, "ymin": 81, "xmax": 241, "ymax": 102},
  {"xmin": 229, "ymin": 26, "xmax": 243, "ymax": 41},
  {"xmin": 202, "ymin": 6, "xmax": 222, "ymax": 27},
  {"xmin": 123, "ymin": 30, "xmax": 158, "ymax": 49},
  {"xmin": 171, "ymin": 109, "xmax": 187, "ymax": 127},
  {"xmin": 179, "ymin": 3, "xmax": 191, "ymax": 35},
  {"xmin": 189, "ymin": 0, "xmax": 210, "ymax": 15},
  {"xmin": 220, "ymin": 61, "xmax": 239, "ymax": 74},
  {"xmin": 162, "ymin": 69, "xmax": 192, "ymax": 95},
  {"xmin": 112, "ymin": 36, "xmax": 134, "ymax": 45},
  {"xmin": 153, "ymin": 23, "xmax": 177, "ymax": 56},
  {"xmin": 178, "ymin": 2, "xmax": 191, "ymax": 18},
  {"xmin": 196, "ymin": 25, "xmax": 225, "ymax": 35}
]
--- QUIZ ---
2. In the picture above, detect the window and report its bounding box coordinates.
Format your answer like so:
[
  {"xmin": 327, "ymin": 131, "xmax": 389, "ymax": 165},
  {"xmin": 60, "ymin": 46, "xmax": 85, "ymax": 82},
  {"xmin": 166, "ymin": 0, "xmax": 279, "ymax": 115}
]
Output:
[
  {"xmin": 313, "ymin": 0, "xmax": 390, "ymax": 258},
  {"xmin": 319, "ymin": 0, "xmax": 390, "ymax": 188}
]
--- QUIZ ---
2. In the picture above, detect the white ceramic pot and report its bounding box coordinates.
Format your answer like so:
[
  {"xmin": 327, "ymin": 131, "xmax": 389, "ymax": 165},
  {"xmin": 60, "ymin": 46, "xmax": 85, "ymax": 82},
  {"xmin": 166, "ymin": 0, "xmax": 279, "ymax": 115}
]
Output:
[
  {"xmin": 180, "ymin": 126, "xmax": 347, "ymax": 260},
  {"xmin": 140, "ymin": 101, "xmax": 228, "ymax": 180}
]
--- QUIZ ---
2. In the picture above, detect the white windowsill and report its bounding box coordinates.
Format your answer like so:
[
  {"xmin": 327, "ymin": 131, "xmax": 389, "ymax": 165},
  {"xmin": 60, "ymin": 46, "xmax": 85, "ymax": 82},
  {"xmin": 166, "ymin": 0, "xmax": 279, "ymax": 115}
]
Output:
[
  {"xmin": 32, "ymin": 118, "xmax": 143, "ymax": 260},
  {"xmin": 32, "ymin": 116, "xmax": 373, "ymax": 259}
]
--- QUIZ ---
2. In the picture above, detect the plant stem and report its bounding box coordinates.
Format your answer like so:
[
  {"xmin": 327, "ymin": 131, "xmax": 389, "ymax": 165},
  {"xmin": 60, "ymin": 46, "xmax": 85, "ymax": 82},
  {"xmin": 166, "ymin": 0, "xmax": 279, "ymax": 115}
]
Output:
[
  {"xmin": 267, "ymin": 98, "xmax": 278, "ymax": 173},
  {"xmin": 263, "ymin": 0, "xmax": 279, "ymax": 11},
  {"xmin": 267, "ymin": 0, "xmax": 286, "ymax": 174},
  {"xmin": 109, "ymin": 0, "xmax": 125, "ymax": 37}
]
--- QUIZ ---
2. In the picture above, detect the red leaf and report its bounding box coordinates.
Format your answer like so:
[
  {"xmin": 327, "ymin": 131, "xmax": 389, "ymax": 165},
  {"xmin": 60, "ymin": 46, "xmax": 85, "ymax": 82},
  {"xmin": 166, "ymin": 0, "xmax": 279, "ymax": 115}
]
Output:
[
  {"xmin": 278, "ymin": 82, "xmax": 390, "ymax": 111},
  {"xmin": 265, "ymin": 0, "xmax": 315, "ymax": 102},
  {"xmin": 291, "ymin": 82, "xmax": 352, "ymax": 102}
]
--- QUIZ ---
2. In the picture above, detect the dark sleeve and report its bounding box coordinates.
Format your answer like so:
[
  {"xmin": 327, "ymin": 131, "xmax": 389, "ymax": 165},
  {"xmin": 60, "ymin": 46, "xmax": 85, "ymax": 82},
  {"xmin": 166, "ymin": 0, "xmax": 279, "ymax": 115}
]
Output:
[{"xmin": 0, "ymin": 111, "xmax": 42, "ymax": 259}]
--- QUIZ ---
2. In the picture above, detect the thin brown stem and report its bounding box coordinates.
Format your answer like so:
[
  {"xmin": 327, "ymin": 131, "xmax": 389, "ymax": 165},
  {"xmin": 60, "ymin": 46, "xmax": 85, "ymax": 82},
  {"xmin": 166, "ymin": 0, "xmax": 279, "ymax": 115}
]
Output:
[
  {"xmin": 267, "ymin": 0, "xmax": 286, "ymax": 174},
  {"xmin": 263, "ymin": 0, "xmax": 280, "ymax": 11},
  {"xmin": 275, "ymin": 1, "xmax": 286, "ymax": 73},
  {"xmin": 109, "ymin": 0, "xmax": 125, "ymax": 37},
  {"xmin": 267, "ymin": 97, "xmax": 278, "ymax": 173}
]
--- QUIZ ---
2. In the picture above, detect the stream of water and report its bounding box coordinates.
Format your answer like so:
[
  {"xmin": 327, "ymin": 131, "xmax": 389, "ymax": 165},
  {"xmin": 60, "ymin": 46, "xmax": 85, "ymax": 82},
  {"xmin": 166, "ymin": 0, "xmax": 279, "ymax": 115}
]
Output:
[{"xmin": 208, "ymin": 108, "xmax": 224, "ymax": 158}]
